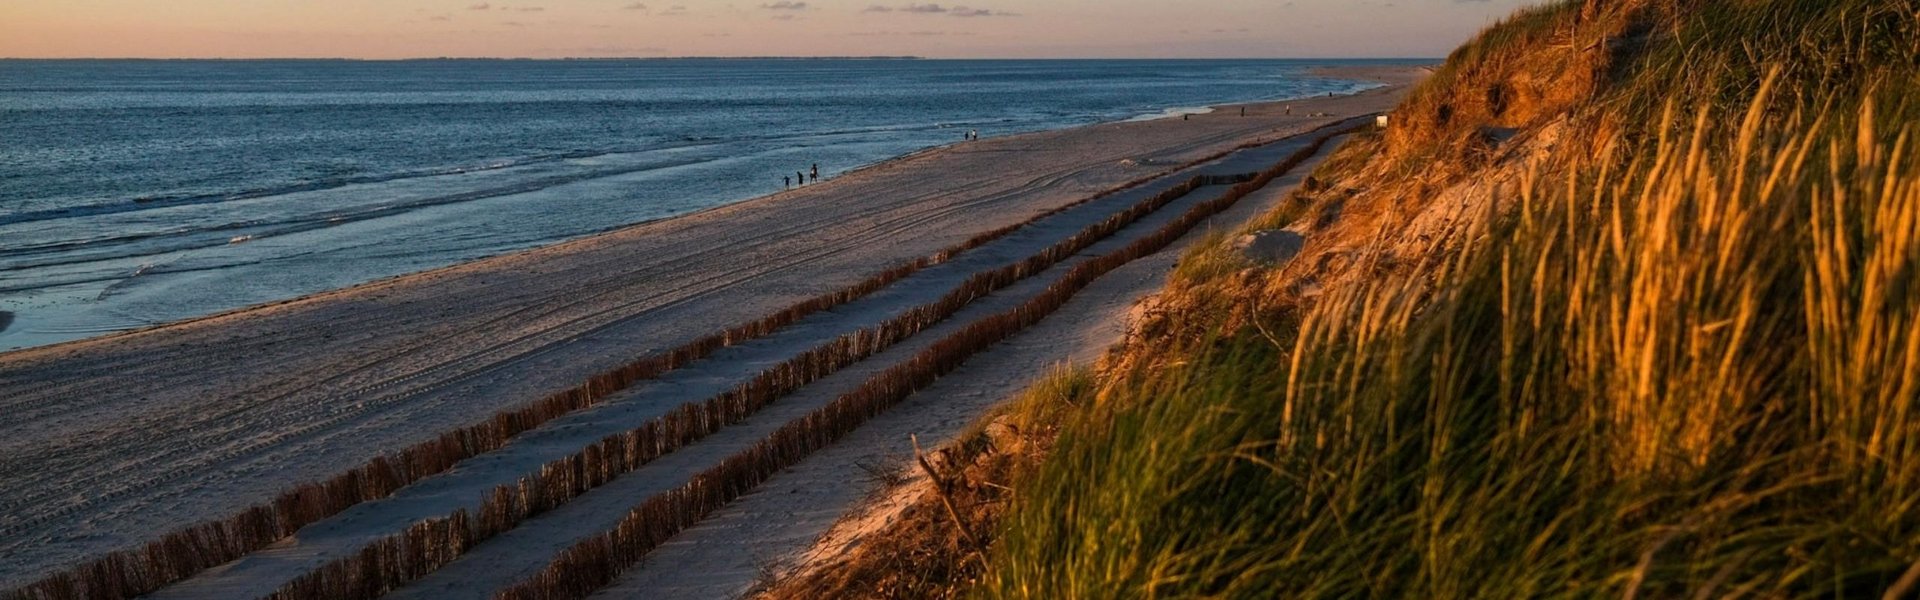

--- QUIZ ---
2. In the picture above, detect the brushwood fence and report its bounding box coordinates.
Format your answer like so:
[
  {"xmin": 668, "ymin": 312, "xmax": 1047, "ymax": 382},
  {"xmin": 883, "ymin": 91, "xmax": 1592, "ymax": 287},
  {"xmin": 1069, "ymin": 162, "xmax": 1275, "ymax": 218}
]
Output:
[
  {"xmin": 4, "ymin": 118, "xmax": 1363, "ymax": 600},
  {"xmin": 487, "ymin": 126, "xmax": 1356, "ymax": 600},
  {"xmin": 260, "ymin": 124, "xmax": 1365, "ymax": 600}
]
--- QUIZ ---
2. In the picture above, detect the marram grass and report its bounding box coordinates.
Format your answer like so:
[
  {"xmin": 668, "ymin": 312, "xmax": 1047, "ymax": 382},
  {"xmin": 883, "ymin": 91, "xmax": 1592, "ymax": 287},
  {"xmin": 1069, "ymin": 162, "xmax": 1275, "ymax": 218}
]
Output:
[{"xmin": 980, "ymin": 76, "xmax": 1920, "ymax": 598}]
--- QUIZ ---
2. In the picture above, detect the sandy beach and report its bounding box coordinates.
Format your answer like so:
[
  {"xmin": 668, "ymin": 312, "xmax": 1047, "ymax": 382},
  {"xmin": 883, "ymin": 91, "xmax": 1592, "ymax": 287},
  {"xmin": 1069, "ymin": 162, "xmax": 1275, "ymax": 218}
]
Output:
[{"xmin": 0, "ymin": 65, "xmax": 1422, "ymax": 594}]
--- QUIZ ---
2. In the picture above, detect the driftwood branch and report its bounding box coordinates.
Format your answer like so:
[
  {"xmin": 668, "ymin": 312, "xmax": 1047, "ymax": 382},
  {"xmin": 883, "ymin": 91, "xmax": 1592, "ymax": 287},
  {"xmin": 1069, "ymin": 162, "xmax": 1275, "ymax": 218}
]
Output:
[{"xmin": 913, "ymin": 434, "xmax": 983, "ymax": 552}]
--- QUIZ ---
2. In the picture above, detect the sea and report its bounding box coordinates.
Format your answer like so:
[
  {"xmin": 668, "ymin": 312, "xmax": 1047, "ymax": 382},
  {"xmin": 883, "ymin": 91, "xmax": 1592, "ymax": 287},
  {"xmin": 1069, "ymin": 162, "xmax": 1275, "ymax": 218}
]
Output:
[{"xmin": 0, "ymin": 58, "xmax": 1409, "ymax": 351}]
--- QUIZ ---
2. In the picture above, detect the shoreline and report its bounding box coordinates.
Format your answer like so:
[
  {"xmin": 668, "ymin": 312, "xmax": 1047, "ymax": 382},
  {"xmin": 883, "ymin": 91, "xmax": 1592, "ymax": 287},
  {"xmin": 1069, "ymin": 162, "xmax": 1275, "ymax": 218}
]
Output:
[{"xmin": 0, "ymin": 63, "xmax": 1428, "ymax": 360}]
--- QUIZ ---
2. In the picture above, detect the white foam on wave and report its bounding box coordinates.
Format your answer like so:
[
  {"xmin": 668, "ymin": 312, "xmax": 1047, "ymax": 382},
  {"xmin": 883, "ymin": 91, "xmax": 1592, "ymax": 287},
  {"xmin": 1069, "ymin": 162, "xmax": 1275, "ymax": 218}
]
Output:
[{"xmin": 1126, "ymin": 106, "xmax": 1218, "ymax": 122}]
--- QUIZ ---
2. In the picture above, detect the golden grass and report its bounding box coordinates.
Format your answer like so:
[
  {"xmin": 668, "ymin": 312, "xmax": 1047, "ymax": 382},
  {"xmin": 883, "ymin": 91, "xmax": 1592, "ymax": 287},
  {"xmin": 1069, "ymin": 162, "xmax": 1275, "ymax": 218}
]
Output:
[{"xmin": 980, "ymin": 73, "xmax": 1920, "ymax": 597}]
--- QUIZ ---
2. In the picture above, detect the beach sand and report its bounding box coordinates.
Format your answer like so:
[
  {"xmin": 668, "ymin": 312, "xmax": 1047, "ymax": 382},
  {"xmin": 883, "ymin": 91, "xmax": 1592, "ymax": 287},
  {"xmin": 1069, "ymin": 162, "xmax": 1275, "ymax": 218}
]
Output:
[{"xmin": 0, "ymin": 65, "xmax": 1424, "ymax": 588}]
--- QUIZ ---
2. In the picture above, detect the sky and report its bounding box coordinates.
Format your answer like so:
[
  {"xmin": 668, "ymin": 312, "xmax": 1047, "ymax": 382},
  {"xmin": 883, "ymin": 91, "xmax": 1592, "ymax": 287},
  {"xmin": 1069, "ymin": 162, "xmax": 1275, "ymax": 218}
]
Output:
[{"xmin": 0, "ymin": 0, "xmax": 1544, "ymax": 59}]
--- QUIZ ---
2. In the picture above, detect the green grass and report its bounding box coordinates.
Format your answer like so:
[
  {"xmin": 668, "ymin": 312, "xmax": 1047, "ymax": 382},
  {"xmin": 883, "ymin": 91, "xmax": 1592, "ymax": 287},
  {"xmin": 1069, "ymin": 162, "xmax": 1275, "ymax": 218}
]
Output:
[
  {"xmin": 1615, "ymin": 0, "xmax": 1920, "ymax": 122},
  {"xmin": 974, "ymin": 1, "xmax": 1920, "ymax": 597},
  {"xmin": 1418, "ymin": 0, "xmax": 1580, "ymax": 104}
]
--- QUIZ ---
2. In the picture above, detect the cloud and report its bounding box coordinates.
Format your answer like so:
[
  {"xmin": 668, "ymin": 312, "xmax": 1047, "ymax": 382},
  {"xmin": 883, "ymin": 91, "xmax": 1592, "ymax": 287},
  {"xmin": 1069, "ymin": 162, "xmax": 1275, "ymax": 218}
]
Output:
[
  {"xmin": 468, "ymin": 3, "xmax": 544, "ymax": 11},
  {"xmin": 760, "ymin": 1, "xmax": 808, "ymax": 9},
  {"xmin": 501, "ymin": 20, "xmax": 528, "ymax": 26},
  {"xmin": 623, "ymin": 2, "xmax": 648, "ymax": 9},
  {"xmin": 428, "ymin": 14, "xmax": 453, "ymax": 21},
  {"xmin": 872, "ymin": 4, "xmax": 1016, "ymax": 17},
  {"xmin": 949, "ymin": 5, "xmax": 1016, "ymax": 17}
]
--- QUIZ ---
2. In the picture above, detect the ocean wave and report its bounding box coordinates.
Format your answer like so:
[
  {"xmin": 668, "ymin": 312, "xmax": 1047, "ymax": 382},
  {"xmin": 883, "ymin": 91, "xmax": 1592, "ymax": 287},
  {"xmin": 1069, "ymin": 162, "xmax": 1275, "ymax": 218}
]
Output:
[
  {"xmin": 0, "ymin": 153, "xmax": 721, "ymax": 273},
  {"xmin": 0, "ymin": 149, "xmax": 627, "ymax": 228}
]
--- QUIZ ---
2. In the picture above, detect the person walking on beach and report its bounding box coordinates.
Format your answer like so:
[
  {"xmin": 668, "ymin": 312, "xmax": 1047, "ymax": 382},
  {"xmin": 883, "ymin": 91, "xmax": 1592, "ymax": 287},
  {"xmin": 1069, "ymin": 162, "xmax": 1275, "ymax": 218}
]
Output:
[
  {"xmin": 784, "ymin": 175, "xmax": 791, "ymax": 188},
  {"xmin": 797, "ymin": 171, "xmax": 805, "ymax": 186},
  {"xmin": 810, "ymin": 163, "xmax": 819, "ymax": 183}
]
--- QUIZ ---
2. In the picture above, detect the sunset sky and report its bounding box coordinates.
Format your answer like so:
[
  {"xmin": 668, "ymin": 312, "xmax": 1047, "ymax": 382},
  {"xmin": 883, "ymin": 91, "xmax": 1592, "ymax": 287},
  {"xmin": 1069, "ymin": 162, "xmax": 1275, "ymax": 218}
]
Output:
[{"xmin": 1, "ymin": 0, "xmax": 1542, "ymax": 59}]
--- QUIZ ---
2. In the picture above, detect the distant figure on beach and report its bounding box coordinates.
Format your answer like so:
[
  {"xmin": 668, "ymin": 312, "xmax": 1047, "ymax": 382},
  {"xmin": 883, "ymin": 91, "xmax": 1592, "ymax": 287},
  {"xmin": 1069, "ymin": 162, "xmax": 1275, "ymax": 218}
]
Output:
[
  {"xmin": 970, "ymin": 129, "xmax": 978, "ymax": 141},
  {"xmin": 811, "ymin": 163, "xmax": 819, "ymax": 180},
  {"xmin": 1183, "ymin": 114, "xmax": 1190, "ymax": 121},
  {"xmin": 1285, "ymin": 105, "xmax": 1292, "ymax": 116},
  {"xmin": 1240, "ymin": 106, "xmax": 1246, "ymax": 117},
  {"xmin": 784, "ymin": 175, "xmax": 791, "ymax": 188},
  {"xmin": 797, "ymin": 171, "xmax": 805, "ymax": 186}
]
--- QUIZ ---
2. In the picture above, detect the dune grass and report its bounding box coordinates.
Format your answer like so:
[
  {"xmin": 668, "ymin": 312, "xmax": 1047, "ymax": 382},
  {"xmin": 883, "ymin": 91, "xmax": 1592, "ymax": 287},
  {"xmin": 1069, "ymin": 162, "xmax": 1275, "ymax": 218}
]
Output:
[{"xmin": 977, "ymin": 1, "xmax": 1920, "ymax": 597}]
